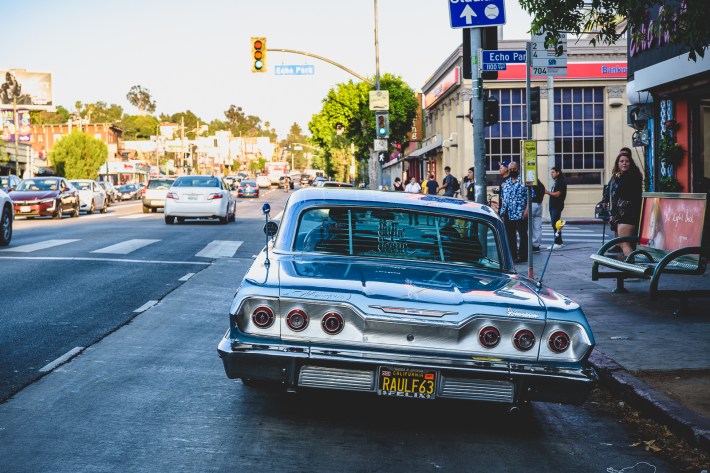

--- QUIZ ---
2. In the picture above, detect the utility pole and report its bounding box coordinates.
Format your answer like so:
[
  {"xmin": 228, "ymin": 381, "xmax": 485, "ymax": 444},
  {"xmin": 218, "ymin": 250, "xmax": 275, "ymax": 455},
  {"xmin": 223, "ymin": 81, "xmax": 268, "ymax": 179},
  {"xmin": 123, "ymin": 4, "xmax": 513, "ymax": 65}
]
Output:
[
  {"xmin": 373, "ymin": 0, "xmax": 382, "ymax": 190},
  {"xmin": 471, "ymin": 29, "xmax": 486, "ymax": 205},
  {"xmin": 525, "ymin": 42, "xmax": 534, "ymax": 278},
  {"xmin": 13, "ymin": 96, "xmax": 19, "ymax": 176},
  {"xmin": 180, "ymin": 116, "xmax": 185, "ymax": 175}
]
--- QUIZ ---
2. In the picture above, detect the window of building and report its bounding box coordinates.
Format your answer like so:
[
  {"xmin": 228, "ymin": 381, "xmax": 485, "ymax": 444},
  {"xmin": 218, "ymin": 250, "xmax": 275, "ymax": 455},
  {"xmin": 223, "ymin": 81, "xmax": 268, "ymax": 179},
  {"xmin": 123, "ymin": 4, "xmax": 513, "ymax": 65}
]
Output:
[
  {"xmin": 554, "ymin": 87, "xmax": 605, "ymax": 185},
  {"xmin": 484, "ymin": 89, "xmax": 528, "ymax": 186}
]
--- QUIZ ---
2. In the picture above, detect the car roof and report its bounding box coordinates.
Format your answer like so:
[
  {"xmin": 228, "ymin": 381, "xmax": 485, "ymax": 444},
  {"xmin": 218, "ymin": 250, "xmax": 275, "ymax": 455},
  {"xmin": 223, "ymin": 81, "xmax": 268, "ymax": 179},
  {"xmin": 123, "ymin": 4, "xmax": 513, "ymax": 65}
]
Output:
[{"xmin": 286, "ymin": 188, "xmax": 497, "ymax": 216}]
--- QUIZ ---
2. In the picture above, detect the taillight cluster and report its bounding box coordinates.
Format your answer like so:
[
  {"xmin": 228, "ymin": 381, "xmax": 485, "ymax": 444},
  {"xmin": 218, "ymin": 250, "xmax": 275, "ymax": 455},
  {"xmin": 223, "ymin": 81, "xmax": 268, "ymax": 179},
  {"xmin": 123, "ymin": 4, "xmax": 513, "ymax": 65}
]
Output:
[
  {"xmin": 207, "ymin": 193, "xmax": 223, "ymax": 200},
  {"xmin": 477, "ymin": 325, "xmax": 571, "ymax": 353},
  {"xmin": 250, "ymin": 306, "xmax": 345, "ymax": 335},
  {"xmin": 166, "ymin": 192, "xmax": 178, "ymax": 200}
]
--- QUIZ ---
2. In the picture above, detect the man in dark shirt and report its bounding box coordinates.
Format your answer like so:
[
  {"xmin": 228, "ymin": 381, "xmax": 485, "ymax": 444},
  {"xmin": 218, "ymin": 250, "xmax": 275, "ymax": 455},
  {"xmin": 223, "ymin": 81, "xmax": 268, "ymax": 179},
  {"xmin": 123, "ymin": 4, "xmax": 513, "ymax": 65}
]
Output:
[
  {"xmin": 425, "ymin": 173, "xmax": 438, "ymax": 195},
  {"xmin": 462, "ymin": 167, "xmax": 475, "ymax": 201},
  {"xmin": 531, "ymin": 179, "xmax": 545, "ymax": 251},
  {"xmin": 440, "ymin": 166, "xmax": 457, "ymax": 197},
  {"xmin": 545, "ymin": 166, "xmax": 567, "ymax": 249}
]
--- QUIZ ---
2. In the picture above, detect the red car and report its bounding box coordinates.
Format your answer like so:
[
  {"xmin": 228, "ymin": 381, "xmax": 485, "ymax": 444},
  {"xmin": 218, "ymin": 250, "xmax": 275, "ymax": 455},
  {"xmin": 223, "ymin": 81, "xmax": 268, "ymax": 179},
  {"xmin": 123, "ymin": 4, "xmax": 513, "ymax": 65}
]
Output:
[{"xmin": 9, "ymin": 177, "xmax": 81, "ymax": 219}]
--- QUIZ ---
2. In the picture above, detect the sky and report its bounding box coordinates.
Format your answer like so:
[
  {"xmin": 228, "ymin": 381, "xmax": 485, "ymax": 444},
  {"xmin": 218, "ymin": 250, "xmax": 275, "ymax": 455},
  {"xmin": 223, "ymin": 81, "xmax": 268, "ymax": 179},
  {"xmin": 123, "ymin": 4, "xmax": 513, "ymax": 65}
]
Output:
[{"xmin": 4, "ymin": 0, "xmax": 532, "ymax": 139}]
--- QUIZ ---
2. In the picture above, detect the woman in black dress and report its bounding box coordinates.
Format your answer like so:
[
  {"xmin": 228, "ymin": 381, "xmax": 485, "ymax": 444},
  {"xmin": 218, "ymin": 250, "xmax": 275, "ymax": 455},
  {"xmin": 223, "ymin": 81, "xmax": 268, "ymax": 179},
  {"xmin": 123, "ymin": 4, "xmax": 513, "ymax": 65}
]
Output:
[{"xmin": 609, "ymin": 153, "xmax": 643, "ymax": 256}]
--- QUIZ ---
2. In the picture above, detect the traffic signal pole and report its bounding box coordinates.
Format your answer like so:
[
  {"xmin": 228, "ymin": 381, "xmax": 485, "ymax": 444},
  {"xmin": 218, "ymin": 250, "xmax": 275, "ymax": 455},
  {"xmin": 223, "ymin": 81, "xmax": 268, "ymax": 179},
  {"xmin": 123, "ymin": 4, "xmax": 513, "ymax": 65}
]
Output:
[
  {"xmin": 525, "ymin": 41, "xmax": 534, "ymax": 278},
  {"xmin": 471, "ymin": 29, "xmax": 486, "ymax": 206}
]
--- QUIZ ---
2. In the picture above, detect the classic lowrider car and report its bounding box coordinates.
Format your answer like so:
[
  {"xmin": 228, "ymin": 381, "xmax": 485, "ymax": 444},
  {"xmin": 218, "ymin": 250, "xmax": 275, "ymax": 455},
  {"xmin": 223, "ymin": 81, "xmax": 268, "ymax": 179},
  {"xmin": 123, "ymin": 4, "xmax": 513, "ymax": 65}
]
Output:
[{"xmin": 218, "ymin": 189, "xmax": 597, "ymax": 409}]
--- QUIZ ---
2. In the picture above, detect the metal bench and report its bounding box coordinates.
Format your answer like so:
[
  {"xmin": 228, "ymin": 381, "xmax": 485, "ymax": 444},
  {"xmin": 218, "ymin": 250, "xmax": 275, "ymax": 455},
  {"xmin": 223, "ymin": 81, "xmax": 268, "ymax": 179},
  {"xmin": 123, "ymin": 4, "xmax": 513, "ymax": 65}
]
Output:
[{"xmin": 591, "ymin": 192, "xmax": 709, "ymax": 300}]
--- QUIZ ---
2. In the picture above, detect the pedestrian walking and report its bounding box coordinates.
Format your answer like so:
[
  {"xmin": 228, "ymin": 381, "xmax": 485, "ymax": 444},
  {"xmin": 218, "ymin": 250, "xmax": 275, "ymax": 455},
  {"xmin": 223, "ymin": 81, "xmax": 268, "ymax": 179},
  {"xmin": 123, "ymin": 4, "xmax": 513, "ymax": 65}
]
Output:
[
  {"xmin": 605, "ymin": 152, "xmax": 643, "ymax": 257},
  {"xmin": 440, "ymin": 166, "xmax": 458, "ymax": 197},
  {"xmin": 499, "ymin": 161, "xmax": 528, "ymax": 263},
  {"xmin": 404, "ymin": 177, "xmax": 421, "ymax": 224},
  {"xmin": 462, "ymin": 167, "xmax": 475, "ymax": 201},
  {"xmin": 545, "ymin": 167, "xmax": 567, "ymax": 249},
  {"xmin": 601, "ymin": 147, "xmax": 633, "ymax": 254},
  {"xmin": 393, "ymin": 177, "xmax": 404, "ymax": 191},
  {"xmin": 531, "ymin": 178, "xmax": 545, "ymax": 252}
]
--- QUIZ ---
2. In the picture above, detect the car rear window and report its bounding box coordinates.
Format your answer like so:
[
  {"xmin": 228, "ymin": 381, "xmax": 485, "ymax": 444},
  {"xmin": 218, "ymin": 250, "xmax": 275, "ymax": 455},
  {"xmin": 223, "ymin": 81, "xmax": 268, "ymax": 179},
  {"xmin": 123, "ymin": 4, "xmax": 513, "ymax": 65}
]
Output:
[
  {"xmin": 148, "ymin": 179, "xmax": 174, "ymax": 190},
  {"xmin": 173, "ymin": 177, "xmax": 221, "ymax": 188},
  {"xmin": 293, "ymin": 206, "xmax": 502, "ymax": 270}
]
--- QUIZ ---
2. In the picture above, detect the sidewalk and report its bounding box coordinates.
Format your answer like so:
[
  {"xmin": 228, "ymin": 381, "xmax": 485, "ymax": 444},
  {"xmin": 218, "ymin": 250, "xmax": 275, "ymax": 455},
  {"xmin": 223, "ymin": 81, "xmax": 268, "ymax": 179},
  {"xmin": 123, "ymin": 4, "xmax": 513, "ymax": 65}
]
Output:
[{"xmin": 516, "ymin": 234, "xmax": 710, "ymax": 452}]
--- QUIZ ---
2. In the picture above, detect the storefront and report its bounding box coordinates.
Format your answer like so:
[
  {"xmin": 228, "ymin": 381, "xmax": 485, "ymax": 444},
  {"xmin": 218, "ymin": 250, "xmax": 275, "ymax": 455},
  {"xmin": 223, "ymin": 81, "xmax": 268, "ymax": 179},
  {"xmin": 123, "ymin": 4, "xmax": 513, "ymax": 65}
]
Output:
[
  {"xmin": 397, "ymin": 37, "xmax": 635, "ymax": 217},
  {"xmin": 627, "ymin": 5, "xmax": 710, "ymax": 194}
]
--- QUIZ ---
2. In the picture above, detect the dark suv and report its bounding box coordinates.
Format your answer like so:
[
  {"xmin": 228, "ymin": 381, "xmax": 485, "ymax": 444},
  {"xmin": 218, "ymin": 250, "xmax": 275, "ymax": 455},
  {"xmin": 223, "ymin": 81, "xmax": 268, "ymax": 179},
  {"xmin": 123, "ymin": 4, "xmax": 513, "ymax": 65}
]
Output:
[{"xmin": 142, "ymin": 178, "xmax": 175, "ymax": 213}]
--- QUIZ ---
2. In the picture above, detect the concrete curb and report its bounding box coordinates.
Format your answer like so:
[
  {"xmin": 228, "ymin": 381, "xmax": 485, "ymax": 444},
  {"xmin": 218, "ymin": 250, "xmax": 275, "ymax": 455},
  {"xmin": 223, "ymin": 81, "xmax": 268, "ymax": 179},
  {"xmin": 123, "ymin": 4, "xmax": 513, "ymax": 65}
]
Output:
[{"xmin": 590, "ymin": 349, "xmax": 710, "ymax": 454}]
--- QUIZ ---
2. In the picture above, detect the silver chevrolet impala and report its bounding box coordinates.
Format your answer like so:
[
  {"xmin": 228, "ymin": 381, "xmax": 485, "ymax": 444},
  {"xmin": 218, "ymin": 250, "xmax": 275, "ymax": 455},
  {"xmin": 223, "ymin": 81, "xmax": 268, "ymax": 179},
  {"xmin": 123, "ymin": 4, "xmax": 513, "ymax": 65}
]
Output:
[{"xmin": 218, "ymin": 188, "xmax": 597, "ymax": 409}]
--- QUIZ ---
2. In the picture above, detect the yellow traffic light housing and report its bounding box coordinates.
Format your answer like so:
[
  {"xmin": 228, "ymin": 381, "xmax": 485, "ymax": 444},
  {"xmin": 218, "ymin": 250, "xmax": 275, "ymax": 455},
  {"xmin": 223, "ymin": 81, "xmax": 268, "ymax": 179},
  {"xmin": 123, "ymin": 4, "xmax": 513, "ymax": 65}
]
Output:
[
  {"xmin": 251, "ymin": 37, "xmax": 267, "ymax": 73},
  {"xmin": 375, "ymin": 112, "xmax": 389, "ymax": 139}
]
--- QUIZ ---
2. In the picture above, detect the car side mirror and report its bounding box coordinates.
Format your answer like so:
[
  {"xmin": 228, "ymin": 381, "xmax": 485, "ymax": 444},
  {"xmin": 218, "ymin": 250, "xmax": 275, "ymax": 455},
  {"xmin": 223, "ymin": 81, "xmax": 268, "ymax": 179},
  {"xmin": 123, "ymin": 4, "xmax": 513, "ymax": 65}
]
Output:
[{"xmin": 264, "ymin": 221, "xmax": 278, "ymax": 238}]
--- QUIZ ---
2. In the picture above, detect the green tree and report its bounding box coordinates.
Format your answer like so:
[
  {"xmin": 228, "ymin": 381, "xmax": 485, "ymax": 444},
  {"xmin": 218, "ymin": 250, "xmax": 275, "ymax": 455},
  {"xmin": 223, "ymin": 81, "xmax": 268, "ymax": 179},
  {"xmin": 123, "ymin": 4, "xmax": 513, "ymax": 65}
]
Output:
[
  {"xmin": 308, "ymin": 74, "xmax": 417, "ymax": 172},
  {"xmin": 159, "ymin": 110, "xmax": 203, "ymax": 139},
  {"xmin": 122, "ymin": 114, "xmax": 159, "ymax": 140},
  {"xmin": 222, "ymin": 105, "xmax": 276, "ymax": 140},
  {"xmin": 281, "ymin": 122, "xmax": 310, "ymax": 171},
  {"xmin": 77, "ymin": 101, "xmax": 124, "ymax": 124},
  {"xmin": 49, "ymin": 130, "xmax": 108, "ymax": 179},
  {"xmin": 30, "ymin": 105, "xmax": 71, "ymax": 125},
  {"xmin": 520, "ymin": 0, "xmax": 709, "ymax": 60},
  {"xmin": 126, "ymin": 85, "xmax": 157, "ymax": 114}
]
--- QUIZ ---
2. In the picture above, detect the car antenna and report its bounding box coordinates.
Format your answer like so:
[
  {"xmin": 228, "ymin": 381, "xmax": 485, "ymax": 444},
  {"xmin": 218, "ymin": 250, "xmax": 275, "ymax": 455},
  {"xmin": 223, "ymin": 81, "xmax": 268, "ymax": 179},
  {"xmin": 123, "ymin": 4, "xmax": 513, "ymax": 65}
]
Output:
[
  {"xmin": 262, "ymin": 203, "xmax": 271, "ymax": 267},
  {"xmin": 537, "ymin": 220, "xmax": 565, "ymax": 289}
]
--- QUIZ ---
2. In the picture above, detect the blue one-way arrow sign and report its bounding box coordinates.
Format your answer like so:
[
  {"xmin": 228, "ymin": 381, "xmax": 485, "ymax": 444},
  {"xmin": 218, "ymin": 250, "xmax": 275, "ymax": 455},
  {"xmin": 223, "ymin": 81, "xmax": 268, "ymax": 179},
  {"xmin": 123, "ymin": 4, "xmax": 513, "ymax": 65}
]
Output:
[{"xmin": 449, "ymin": 0, "xmax": 507, "ymax": 29}]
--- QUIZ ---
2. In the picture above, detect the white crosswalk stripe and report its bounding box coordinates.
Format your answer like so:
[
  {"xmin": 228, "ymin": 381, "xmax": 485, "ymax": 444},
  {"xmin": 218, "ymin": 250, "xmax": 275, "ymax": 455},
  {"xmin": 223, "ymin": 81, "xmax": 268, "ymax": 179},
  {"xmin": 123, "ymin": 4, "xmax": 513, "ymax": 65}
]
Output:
[
  {"xmin": 91, "ymin": 239, "xmax": 161, "ymax": 255},
  {"xmin": 195, "ymin": 240, "xmax": 244, "ymax": 258},
  {"xmin": 118, "ymin": 214, "xmax": 154, "ymax": 219},
  {"xmin": 0, "ymin": 239, "xmax": 80, "ymax": 253}
]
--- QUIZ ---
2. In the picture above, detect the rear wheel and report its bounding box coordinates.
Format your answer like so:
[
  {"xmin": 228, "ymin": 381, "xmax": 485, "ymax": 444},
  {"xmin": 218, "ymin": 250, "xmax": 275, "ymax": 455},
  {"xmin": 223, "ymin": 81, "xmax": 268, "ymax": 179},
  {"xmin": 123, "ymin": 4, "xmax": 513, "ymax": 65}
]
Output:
[
  {"xmin": 72, "ymin": 203, "xmax": 80, "ymax": 217},
  {"xmin": 87, "ymin": 200, "xmax": 95, "ymax": 214},
  {"xmin": 100, "ymin": 203, "xmax": 107, "ymax": 214},
  {"xmin": 142, "ymin": 205, "xmax": 150, "ymax": 213},
  {"xmin": 219, "ymin": 216, "xmax": 228, "ymax": 224},
  {"xmin": 164, "ymin": 215, "xmax": 175, "ymax": 224},
  {"xmin": 176, "ymin": 217, "xmax": 185, "ymax": 224},
  {"xmin": 0, "ymin": 207, "xmax": 12, "ymax": 246},
  {"xmin": 52, "ymin": 203, "xmax": 63, "ymax": 220}
]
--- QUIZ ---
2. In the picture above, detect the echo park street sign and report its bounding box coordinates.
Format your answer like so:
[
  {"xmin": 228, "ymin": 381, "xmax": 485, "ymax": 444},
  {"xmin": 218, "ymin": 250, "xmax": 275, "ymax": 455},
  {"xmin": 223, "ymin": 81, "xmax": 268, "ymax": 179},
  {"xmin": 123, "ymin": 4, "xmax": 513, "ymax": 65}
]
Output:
[
  {"xmin": 274, "ymin": 65, "xmax": 315, "ymax": 76},
  {"xmin": 449, "ymin": 0, "xmax": 506, "ymax": 28},
  {"xmin": 481, "ymin": 49, "xmax": 526, "ymax": 71}
]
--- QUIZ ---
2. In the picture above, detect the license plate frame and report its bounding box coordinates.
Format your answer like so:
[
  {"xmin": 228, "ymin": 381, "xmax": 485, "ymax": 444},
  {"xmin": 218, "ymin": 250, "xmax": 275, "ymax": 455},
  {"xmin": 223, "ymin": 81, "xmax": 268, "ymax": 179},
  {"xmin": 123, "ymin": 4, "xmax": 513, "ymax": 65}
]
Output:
[
  {"xmin": 378, "ymin": 366, "xmax": 437, "ymax": 400},
  {"xmin": 20, "ymin": 205, "xmax": 31, "ymax": 213}
]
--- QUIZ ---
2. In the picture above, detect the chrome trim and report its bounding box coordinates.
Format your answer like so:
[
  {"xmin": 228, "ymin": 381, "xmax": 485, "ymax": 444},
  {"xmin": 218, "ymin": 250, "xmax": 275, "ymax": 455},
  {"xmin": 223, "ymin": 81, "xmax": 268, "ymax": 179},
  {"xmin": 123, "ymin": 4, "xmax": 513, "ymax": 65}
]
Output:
[
  {"xmin": 370, "ymin": 305, "xmax": 458, "ymax": 317},
  {"xmin": 440, "ymin": 377, "xmax": 514, "ymax": 402},
  {"xmin": 298, "ymin": 366, "xmax": 375, "ymax": 392}
]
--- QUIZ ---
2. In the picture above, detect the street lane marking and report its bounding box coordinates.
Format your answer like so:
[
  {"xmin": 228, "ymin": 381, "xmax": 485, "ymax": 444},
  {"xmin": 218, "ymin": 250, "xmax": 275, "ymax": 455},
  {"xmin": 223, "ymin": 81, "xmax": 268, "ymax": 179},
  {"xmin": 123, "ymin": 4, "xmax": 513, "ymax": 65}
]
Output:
[
  {"xmin": 39, "ymin": 347, "xmax": 84, "ymax": 373},
  {"xmin": 0, "ymin": 239, "xmax": 80, "ymax": 253},
  {"xmin": 118, "ymin": 214, "xmax": 153, "ymax": 219},
  {"xmin": 134, "ymin": 300, "xmax": 158, "ymax": 313},
  {"xmin": 91, "ymin": 239, "xmax": 161, "ymax": 255},
  {"xmin": 195, "ymin": 240, "xmax": 243, "ymax": 258},
  {"xmin": 0, "ymin": 256, "xmax": 210, "ymax": 265},
  {"xmin": 179, "ymin": 273, "xmax": 195, "ymax": 281}
]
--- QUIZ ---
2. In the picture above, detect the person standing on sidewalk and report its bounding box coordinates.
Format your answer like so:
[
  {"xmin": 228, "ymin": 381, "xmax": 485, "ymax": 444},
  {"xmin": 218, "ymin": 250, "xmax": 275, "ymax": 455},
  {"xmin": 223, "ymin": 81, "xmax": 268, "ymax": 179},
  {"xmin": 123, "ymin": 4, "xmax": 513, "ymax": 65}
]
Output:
[
  {"xmin": 462, "ymin": 167, "xmax": 475, "ymax": 201},
  {"xmin": 440, "ymin": 166, "xmax": 457, "ymax": 197},
  {"xmin": 499, "ymin": 161, "xmax": 528, "ymax": 263},
  {"xmin": 404, "ymin": 177, "xmax": 421, "ymax": 224},
  {"xmin": 424, "ymin": 173, "xmax": 438, "ymax": 195},
  {"xmin": 392, "ymin": 177, "xmax": 404, "ymax": 191},
  {"xmin": 545, "ymin": 167, "xmax": 567, "ymax": 249},
  {"xmin": 531, "ymin": 178, "xmax": 546, "ymax": 252},
  {"xmin": 610, "ymin": 153, "xmax": 643, "ymax": 257}
]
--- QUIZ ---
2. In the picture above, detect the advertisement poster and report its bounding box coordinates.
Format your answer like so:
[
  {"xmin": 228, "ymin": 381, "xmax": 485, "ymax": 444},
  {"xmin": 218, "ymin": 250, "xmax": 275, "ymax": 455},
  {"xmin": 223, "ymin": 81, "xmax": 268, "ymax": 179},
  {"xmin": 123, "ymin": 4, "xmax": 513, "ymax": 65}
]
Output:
[
  {"xmin": 0, "ymin": 70, "xmax": 53, "ymax": 109},
  {"xmin": 1, "ymin": 110, "xmax": 30, "ymax": 142},
  {"xmin": 638, "ymin": 195, "xmax": 706, "ymax": 258}
]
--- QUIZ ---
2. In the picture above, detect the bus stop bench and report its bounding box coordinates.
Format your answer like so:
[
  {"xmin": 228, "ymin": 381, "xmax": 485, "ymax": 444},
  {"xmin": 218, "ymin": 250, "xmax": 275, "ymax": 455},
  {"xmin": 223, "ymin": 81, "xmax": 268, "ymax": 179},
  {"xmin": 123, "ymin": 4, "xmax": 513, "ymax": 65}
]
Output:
[{"xmin": 590, "ymin": 192, "xmax": 710, "ymax": 300}]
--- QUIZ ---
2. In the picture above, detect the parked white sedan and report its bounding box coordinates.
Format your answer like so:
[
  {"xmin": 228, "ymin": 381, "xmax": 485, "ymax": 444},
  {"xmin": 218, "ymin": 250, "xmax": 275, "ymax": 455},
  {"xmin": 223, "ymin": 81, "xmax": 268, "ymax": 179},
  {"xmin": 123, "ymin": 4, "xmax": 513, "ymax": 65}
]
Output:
[
  {"xmin": 164, "ymin": 175, "xmax": 236, "ymax": 224},
  {"xmin": 69, "ymin": 179, "xmax": 108, "ymax": 214}
]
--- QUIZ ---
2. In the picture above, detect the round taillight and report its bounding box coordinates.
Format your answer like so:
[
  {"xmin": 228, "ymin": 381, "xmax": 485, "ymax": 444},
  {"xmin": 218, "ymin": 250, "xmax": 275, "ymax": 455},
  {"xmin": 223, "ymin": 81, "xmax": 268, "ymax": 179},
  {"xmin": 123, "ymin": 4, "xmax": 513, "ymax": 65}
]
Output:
[
  {"xmin": 479, "ymin": 326, "xmax": 501, "ymax": 348},
  {"xmin": 286, "ymin": 309, "xmax": 309, "ymax": 331},
  {"xmin": 251, "ymin": 306, "xmax": 274, "ymax": 329},
  {"xmin": 321, "ymin": 312, "xmax": 344, "ymax": 335},
  {"xmin": 513, "ymin": 329, "xmax": 536, "ymax": 351},
  {"xmin": 548, "ymin": 331, "xmax": 571, "ymax": 353}
]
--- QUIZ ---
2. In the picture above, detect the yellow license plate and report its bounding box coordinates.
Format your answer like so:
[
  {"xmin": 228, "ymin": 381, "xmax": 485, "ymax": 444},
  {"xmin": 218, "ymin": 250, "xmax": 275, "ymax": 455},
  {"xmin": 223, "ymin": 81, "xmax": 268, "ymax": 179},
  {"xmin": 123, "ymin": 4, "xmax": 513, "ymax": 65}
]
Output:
[{"xmin": 378, "ymin": 367, "xmax": 437, "ymax": 399}]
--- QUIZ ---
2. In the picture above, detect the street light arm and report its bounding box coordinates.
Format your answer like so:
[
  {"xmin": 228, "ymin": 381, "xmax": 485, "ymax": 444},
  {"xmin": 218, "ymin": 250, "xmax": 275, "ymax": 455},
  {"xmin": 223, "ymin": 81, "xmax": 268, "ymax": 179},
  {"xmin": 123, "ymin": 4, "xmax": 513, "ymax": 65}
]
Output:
[{"xmin": 269, "ymin": 48, "xmax": 374, "ymax": 86}]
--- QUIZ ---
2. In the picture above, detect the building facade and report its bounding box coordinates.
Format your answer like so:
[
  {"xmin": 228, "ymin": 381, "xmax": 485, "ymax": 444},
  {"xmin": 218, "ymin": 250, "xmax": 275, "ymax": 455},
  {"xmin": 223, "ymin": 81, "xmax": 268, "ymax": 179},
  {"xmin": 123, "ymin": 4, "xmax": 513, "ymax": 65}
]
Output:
[{"xmin": 386, "ymin": 38, "xmax": 636, "ymax": 218}]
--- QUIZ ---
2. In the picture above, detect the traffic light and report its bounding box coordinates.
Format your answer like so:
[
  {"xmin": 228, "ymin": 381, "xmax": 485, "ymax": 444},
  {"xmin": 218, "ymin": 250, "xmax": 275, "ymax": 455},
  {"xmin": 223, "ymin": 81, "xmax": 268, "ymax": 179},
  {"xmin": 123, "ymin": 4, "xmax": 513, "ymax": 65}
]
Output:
[
  {"xmin": 529, "ymin": 86, "xmax": 541, "ymax": 124},
  {"xmin": 375, "ymin": 112, "xmax": 389, "ymax": 139},
  {"xmin": 484, "ymin": 95, "xmax": 499, "ymax": 127},
  {"xmin": 251, "ymin": 37, "xmax": 267, "ymax": 73}
]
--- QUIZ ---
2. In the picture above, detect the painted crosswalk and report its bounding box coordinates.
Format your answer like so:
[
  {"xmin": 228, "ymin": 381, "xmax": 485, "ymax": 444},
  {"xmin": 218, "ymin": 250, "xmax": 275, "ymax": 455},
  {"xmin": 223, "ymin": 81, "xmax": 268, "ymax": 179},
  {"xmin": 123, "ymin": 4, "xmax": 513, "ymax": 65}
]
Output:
[
  {"xmin": 540, "ymin": 225, "xmax": 609, "ymax": 244},
  {"xmin": 195, "ymin": 240, "xmax": 244, "ymax": 258},
  {"xmin": 0, "ymin": 239, "xmax": 80, "ymax": 253},
  {"xmin": 91, "ymin": 239, "xmax": 161, "ymax": 255}
]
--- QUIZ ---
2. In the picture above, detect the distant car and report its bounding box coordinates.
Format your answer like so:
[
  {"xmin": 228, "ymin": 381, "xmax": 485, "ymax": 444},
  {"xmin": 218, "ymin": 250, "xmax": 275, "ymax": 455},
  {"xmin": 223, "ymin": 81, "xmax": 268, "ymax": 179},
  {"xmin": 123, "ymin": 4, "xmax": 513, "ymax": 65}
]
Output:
[
  {"xmin": 164, "ymin": 175, "xmax": 237, "ymax": 224},
  {"xmin": 70, "ymin": 179, "xmax": 108, "ymax": 214},
  {"xmin": 0, "ymin": 189, "xmax": 13, "ymax": 246},
  {"xmin": 98, "ymin": 181, "xmax": 120, "ymax": 204},
  {"xmin": 142, "ymin": 177, "xmax": 175, "ymax": 213},
  {"xmin": 9, "ymin": 177, "xmax": 80, "ymax": 219},
  {"xmin": 317, "ymin": 181, "xmax": 354, "ymax": 188},
  {"xmin": 218, "ymin": 189, "xmax": 598, "ymax": 409},
  {"xmin": 117, "ymin": 184, "xmax": 141, "ymax": 200},
  {"xmin": 0, "ymin": 174, "xmax": 21, "ymax": 193},
  {"xmin": 300, "ymin": 174, "xmax": 311, "ymax": 186},
  {"xmin": 312, "ymin": 176, "xmax": 327, "ymax": 186},
  {"xmin": 255, "ymin": 175, "xmax": 271, "ymax": 189},
  {"xmin": 236, "ymin": 180, "xmax": 259, "ymax": 198}
]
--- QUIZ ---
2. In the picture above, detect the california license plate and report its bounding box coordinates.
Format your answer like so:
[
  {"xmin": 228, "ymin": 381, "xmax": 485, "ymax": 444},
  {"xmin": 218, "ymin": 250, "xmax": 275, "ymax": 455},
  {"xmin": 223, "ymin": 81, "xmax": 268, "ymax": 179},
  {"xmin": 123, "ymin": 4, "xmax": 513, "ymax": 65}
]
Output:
[
  {"xmin": 378, "ymin": 367, "xmax": 437, "ymax": 399},
  {"xmin": 187, "ymin": 195, "xmax": 198, "ymax": 201},
  {"xmin": 21, "ymin": 206, "xmax": 31, "ymax": 213}
]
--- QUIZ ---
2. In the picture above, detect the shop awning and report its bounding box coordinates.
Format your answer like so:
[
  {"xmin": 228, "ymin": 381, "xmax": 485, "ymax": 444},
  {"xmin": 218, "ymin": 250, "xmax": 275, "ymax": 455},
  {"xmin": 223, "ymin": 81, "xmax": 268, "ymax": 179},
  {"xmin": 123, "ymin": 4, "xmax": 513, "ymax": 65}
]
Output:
[{"xmin": 404, "ymin": 135, "xmax": 442, "ymax": 159}]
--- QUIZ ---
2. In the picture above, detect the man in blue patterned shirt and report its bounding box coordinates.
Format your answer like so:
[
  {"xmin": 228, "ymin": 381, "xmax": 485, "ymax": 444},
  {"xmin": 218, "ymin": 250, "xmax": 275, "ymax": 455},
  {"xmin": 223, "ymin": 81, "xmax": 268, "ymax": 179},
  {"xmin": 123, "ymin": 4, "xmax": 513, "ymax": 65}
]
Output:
[{"xmin": 499, "ymin": 161, "xmax": 528, "ymax": 263}]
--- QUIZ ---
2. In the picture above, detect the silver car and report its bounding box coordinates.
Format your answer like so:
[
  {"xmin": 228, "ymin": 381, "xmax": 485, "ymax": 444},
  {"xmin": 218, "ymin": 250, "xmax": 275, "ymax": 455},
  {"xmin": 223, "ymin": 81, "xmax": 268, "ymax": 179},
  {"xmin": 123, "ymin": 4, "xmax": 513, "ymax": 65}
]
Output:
[
  {"xmin": 218, "ymin": 189, "xmax": 597, "ymax": 409},
  {"xmin": 69, "ymin": 179, "xmax": 108, "ymax": 214},
  {"xmin": 0, "ymin": 189, "xmax": 13, "ymax": 246}
]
